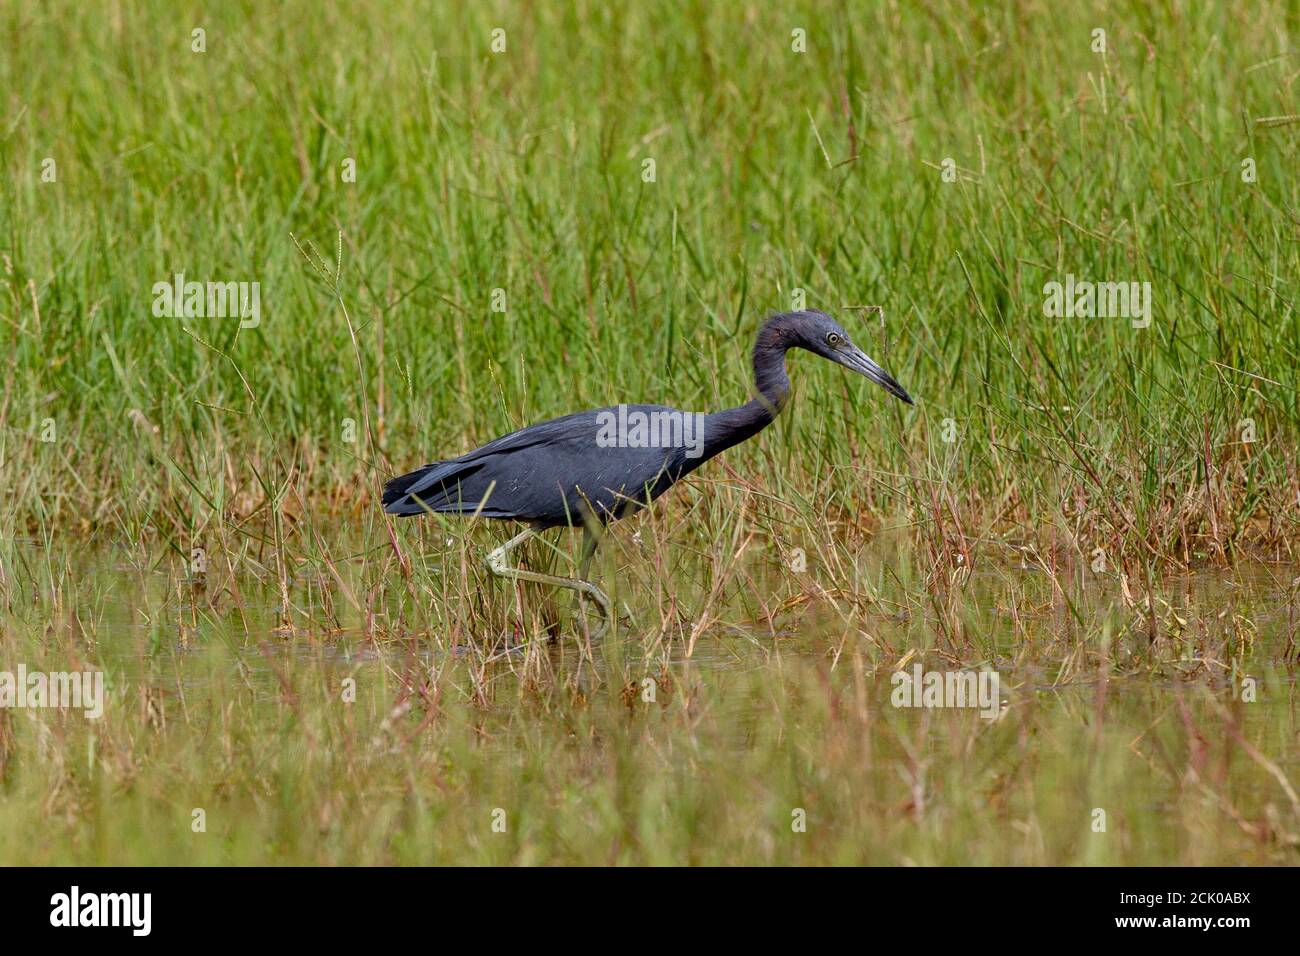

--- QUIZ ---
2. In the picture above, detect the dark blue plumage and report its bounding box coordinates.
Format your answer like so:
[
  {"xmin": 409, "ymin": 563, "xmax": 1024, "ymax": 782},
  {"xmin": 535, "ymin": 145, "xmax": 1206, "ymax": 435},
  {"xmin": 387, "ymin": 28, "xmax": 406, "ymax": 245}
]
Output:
[
  {"xmin": 382, "ymin": 406, "xmax": 696, "ymax": 527},
  {"xmin": 383, "ymin": 310, "xmax": 912, "ymax": 530}
]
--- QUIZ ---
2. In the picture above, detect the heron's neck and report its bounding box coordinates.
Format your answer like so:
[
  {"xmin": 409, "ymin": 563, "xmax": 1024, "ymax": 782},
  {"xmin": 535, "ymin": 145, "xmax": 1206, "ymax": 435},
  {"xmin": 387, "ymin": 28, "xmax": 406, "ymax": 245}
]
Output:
[{"xmin": 698, "ymin": 341, "xmax": 790, "ymax": 462}]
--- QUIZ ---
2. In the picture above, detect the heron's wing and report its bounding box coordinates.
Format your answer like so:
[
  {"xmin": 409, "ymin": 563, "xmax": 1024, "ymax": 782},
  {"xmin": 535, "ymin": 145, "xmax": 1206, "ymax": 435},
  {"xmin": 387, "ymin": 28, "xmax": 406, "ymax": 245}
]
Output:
[{"xmin": 384, "ymin": 406, "xmax": 694, "ymax": 524}]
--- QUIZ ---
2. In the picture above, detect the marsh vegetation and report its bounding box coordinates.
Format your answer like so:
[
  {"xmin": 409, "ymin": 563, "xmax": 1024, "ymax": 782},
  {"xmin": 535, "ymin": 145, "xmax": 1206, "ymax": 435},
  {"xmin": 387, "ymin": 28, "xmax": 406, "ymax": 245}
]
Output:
[{"xmin": 1, "ymin": 0, "xmax": 1297, "ymax": 864}]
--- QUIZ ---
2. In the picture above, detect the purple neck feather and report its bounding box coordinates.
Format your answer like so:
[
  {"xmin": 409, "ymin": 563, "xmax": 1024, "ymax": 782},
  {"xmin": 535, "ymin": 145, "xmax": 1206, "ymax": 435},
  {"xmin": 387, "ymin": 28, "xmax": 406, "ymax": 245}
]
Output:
[{"xmin": 697, "ymin": 316, "xmax": 794, "ymax": 464}]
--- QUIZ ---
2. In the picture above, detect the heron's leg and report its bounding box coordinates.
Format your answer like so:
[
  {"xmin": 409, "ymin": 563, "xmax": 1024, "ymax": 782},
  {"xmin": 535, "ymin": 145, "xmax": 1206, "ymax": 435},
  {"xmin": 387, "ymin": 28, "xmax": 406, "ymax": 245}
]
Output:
[
  {"xmin": 485, "ymin": 529, "xmax": 535, "ymax": 573},
  {"xmin": 578, "ymin": 525, "xmax": 600, "ymax": 581},
  {"xmin": 485, "ymin": 529, "xmax": 613, "ymax": 639},
  {"xmin": 576, "ymin": 524, "xmax": 637, "ymax": 626},
  {"xmin": 573, "ymin": 525, "xmax": 620, "ymax": 629}
]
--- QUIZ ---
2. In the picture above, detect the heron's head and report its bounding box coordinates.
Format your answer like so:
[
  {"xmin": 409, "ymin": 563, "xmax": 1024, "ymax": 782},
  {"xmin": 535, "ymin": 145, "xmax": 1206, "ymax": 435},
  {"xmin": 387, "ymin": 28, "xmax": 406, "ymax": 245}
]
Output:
[{"xmin": 788, "ymin": 310, "xmax": 913, "ymax": 405}]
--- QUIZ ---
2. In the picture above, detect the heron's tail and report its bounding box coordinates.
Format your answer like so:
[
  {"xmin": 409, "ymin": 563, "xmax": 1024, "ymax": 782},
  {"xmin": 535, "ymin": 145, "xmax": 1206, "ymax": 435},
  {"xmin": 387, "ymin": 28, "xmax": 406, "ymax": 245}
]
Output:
[
  {"xmin": 382, "ymin": 460, "xmax": 489, "ymax": 516},
  {"xmin": 382, "ymin": 464, "xmax": 437, "ymax": 512}
]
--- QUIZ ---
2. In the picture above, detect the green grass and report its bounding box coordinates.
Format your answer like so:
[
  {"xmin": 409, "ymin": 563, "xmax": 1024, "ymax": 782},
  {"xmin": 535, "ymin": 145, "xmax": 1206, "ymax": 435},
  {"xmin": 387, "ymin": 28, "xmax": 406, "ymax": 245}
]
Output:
[
  {"xmin": 3, "ymin": 0, "xmax": 1298, "ymax": 560},
  {"xmin": 1, "ymin": 0, "xmax": 1299, "ymax": 865}
]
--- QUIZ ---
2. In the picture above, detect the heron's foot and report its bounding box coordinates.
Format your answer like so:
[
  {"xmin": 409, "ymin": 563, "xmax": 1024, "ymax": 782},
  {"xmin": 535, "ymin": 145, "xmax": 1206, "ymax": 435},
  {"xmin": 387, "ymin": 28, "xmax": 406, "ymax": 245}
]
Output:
[
  {"xmin": 485, "ymin": 530, "xmax": 614, "ymax": 640},
  {"xmin": 576, "ymin": 572, "xmax": 635, "ymax": 627},
  {"xmin": 574, "ymin": 581, "xmax": 614, "ymax": 641}
]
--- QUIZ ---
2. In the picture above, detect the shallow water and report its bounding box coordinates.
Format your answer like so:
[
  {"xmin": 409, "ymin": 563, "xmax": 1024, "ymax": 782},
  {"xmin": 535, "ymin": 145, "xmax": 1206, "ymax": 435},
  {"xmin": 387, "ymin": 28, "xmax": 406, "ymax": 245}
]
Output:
[
  {"xmin": 4, "ymin": 541, "xmax": 1298, "ymax": 864},
  {"xmin": 74, "ymin": 546, "xmax": 1299, "ymax": 682}
]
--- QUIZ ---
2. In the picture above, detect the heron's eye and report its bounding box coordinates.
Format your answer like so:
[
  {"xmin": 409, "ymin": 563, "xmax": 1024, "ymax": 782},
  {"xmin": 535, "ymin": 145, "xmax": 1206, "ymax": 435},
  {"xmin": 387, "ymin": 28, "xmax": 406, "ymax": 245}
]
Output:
[{"xmin": 826, "ymin": 332, "xmax": 841, "ymax": 347}]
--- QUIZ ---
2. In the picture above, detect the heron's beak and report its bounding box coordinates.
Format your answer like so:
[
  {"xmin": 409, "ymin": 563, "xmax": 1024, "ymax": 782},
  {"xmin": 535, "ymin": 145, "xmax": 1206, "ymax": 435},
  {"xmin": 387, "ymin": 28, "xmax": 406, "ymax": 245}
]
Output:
[{"xmin": 837, "ymin": 345, "xmax": 914, "ymax": 405}]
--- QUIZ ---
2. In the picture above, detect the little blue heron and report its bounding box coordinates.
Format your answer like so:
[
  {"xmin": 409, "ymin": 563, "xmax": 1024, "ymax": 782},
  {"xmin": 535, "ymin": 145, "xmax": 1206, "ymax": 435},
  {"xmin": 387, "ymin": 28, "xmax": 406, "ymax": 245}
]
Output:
[{"xmin": 383, "ymin": 309, "xmax": 913, "ymax": 635}]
